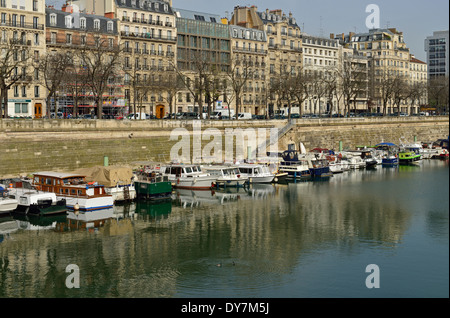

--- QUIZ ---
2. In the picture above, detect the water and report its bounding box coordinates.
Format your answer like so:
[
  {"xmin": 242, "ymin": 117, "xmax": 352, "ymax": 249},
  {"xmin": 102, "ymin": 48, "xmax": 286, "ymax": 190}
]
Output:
[{"xmin": 0, "ymin": 160, "xmax": 448, "ymax": 298}]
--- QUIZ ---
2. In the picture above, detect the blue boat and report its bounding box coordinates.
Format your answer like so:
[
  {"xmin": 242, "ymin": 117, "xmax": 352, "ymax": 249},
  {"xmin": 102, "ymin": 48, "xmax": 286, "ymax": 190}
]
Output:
[
  {"xmin": 281, "ymin": 150, "xmax": 332, "ymax": 179},
  {"xmin": 375, "ymin": 143, "xmax": 400, "ymax": 166}
]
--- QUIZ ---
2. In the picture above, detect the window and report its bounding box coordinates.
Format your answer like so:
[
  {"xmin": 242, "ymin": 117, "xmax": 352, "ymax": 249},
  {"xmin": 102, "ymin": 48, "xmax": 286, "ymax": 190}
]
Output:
[
  {"xmin": 65, "ymin": 16, "xmax": 72, "ymax": 28},
  {"xmin": 94, "ymin": 19, "xmax": 100, "ymax": 31},
  {"xmin": 80, "ymin": 17, "xmax": 86, "ymax": 29},
  {"xmin": 34, "ymin": 86, "xmax": 40, "ymax": 97},
  {"xmin": 107, "ymin": 21, "xmax": 113, "ymax": 32}
]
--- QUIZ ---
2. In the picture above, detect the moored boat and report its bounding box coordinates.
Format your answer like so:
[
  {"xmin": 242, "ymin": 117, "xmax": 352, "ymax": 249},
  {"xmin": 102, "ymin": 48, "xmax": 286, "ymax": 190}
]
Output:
[
  {"xmin": 134, "ymin": 169, "xmax": 173, "ymax": 201},
  {"xmin": 234, "ymin": 164, "xmax": 274, "ymax": 184},
  {"xmin": 10, "ymin": 188, "xmax": 67, "ymax": 216},
  {"xmin": 204, "ymin": 165, "xmax": 249, "ymax": 188},
  {"xmin": 161, "ymin": 164, "xmax": 216, "ymax": 190},
  {"xmin": 32, "ymin": 172, "xmax": 114, "ymax": 211},
  {"xmin": 0, "ymin": 184, "xmax": 18, "ymax": 215}
]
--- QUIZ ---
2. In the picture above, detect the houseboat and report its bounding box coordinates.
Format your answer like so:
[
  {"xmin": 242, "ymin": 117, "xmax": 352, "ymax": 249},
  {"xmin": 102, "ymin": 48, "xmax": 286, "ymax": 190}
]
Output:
[
  {"xmin": 32, "ymin": 172, "xmax": 114, "ymax": 211},
  {"xmin": 161, "ymin": 164, "xmax": 216, "ymax": 190}
]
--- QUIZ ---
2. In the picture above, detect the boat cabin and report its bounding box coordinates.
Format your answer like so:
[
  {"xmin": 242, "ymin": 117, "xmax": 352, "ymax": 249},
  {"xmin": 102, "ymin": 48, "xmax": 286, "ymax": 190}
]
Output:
[
  {"xmin": 163, "ymin": 165, "xmax": 204, "ymax": 177},
  {"xmin": 33, "ymin": 172, "xmax": 107, "ymax": 197}
]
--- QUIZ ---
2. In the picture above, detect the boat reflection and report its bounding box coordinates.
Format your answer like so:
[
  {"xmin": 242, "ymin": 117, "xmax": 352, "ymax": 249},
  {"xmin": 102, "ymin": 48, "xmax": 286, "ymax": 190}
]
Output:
[
  {"xmin": 172, "ymin": 189, "xmax": 218, "ymax": 209},
  {"xmin": 0, "ymin": 214, "xmax": 19, "ymax": 242},
  {"xmin": 135, "ymin": 200, "xmax": 172, "ymax": 221},
  {"xmin": 55, "ymin": 209, "xmax": 114, "ymax": 232},
  {"xmin": 13, "ymin": 213, "xmax": 67, "ymax": 231}
]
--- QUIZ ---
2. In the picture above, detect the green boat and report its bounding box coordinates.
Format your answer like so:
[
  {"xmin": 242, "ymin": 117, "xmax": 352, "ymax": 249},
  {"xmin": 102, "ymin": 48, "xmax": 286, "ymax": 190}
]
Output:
[
  {"xmin": 398, "ymin": 150, "xmax": 421, "ymax": 164},
  {"xmin": 134, "ymin": 171, "xmax": 172, "ymax": 201}
]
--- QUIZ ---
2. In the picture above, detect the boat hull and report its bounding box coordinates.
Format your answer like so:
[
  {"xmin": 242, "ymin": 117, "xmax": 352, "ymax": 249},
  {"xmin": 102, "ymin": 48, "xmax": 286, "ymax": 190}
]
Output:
[
  {"xmin": 0, "ymin": 199, "xmax": 18, "ymax": 213},
  {"xmin": 63, "ymin": 196, "xmax": 114, "ymax": 211},
  {"xmin": 171, "ymin": 177, "xmax": 216, "ymax": 190},
  {"xmin": 135, "ymin": 181, "xmax": 173, "ymax": 200}
]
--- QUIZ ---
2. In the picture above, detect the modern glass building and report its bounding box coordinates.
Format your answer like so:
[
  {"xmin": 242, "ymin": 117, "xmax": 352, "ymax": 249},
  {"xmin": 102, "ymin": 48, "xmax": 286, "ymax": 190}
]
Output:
[{"xmin": 425, "ymin": 30, "xmax": 449, "ymax": 78}]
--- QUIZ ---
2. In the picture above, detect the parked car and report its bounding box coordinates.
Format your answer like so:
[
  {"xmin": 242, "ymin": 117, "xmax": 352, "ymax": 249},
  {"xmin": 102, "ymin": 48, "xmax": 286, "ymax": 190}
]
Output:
[
  {"xmin": 178, "ymin": 112, "xmax": 199, "ymax": 120},
  {"xmin": 233, "ymin": 113, "xmax": 253, "ymax": 120}
]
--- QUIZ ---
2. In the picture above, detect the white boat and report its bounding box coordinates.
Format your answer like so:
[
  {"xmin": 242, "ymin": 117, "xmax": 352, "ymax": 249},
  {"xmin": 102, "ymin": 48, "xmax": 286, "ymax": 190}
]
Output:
[
  {"xmin": 0, "ymin": 184, "xmax": 19, "ymax": 214},
  {"xmin": 32, "ymin": 172, "xmax": 114, "ymax": 211},
  {"xmin": 203, "ymin": 165, "xmax": 248, "ymax": 187},
  {"xmin": 8, "ymin": 187, "xmax": 67, "ymax": 216},
  {"xmin": 234, "ymin": 164, "xmax": 275, "ymax": 183},
  {"xmin": 161, "ymin": 164, "xmax": 216, "ymax": 190},
  {"xmin": 340, "ymin": 152, "xmax": 366, "ymax": 169}
]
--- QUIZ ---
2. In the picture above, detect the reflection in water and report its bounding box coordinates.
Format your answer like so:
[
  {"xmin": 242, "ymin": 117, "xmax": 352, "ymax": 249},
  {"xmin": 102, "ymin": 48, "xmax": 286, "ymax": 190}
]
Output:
[{"xmin": 0, "ymin": 160, "xmax": 448, "ymax": 297}]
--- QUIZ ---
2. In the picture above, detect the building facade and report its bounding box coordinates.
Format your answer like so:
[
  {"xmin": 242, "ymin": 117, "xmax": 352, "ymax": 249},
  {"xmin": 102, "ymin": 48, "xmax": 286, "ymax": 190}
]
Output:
[
  {"xmin": 424, "ymin": 30, "xmax": 449, "ymax": 79},
  {"xmin": 174, "ymin": 8, "xmax": 231, "ymax": 115},
  {"xmin": 0, "ymin": 0, "xmax": 46, "ymax": 118},
  {"xmin": 333, "ymin": 28, "xmax": 416, "ymax": 114},
  {"xmin": 302, "ymin": 33, "xmax": 341, "ymax": 115},
  {"xmin": 45, "ymin": 5, "xmax": 121, "ymax": 117},
  {"xmin": 229, "ymin": 6, "xmax": 303, "ymax": 117},
  {"xmin": 73, "ymin": 0, "xmax": 177, "ymax": 118},
  {"xmin": 229, "ymin": 24, "xmax": 267, "ymax": 115}
]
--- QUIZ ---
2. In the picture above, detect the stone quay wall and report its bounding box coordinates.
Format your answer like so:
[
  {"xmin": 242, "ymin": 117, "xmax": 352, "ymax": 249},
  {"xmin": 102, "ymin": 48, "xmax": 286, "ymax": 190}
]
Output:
[{"xmin": 1, "ymin": 117, "xmax": 448, "ymax": 178}]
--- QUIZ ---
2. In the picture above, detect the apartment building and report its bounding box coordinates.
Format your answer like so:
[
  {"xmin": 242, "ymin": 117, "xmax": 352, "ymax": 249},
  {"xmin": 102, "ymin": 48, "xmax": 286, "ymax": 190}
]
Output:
[
  {"xmin": 333, "ymin": 28, "xmax": 414, "ymax": 114},
  {"xmin": 45, "ymin": 6, "xmax": 121, "ymax": 117},
  {"xmin": 302, "ymin": 33, "xmax": 341, "ymax": 114},
  {"xmin": 73, "ymin": 0, "xmax": 177, "ymax": 118},
  {"xmin": 229, "ymin": 6, "xmax": 302, "ymax": 117},
  {"xmin": 0, "ymin": 0, "xmax": 46, "ymax": 118},
  {"xmin": 425, "ymin": 30, "xmax": 449, "ymax": 78},
  {"xmin": 174, "ymin": 8, "xmax": 231, "ymax": 115},
  {"xmin": 409, "ymin": 55, "xmax": 428, "ymax": 113},
  {"xmin": 229, "ymin": 24, "xmax": 267, "ymax": 115}
]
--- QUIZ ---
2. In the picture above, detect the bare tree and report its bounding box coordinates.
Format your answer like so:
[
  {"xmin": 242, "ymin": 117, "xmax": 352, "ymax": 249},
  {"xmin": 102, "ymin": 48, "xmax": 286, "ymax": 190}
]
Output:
[
  {"xmin": 76, "ymin": 38, "xmax": 122, "ymax": 118},
  {"xmin": 226, "ymin": 55, "xmax": 254, "ymax": 117},
  {"xmin": 0, "ymin": 39, "xmax": 32, "ymax": 118},
  {"xmin": 39, "ymin": 51, "xmax": 74, "ymax": 118}
]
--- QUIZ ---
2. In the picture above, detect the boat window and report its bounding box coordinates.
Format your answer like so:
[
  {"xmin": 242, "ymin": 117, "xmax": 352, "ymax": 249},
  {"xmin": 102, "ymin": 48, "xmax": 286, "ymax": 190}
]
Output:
[
  {"xmin": 185, "ymin": 167, "xmax": 192, "ymax": 173},
  {"xmin": 78, "ymin": 190, "xmax": 83, "ymax": 196},
  {"xmin": 63, "ymin": 179, "xmax": 69, "ymax": 185},
  {"xmin": 34, "ymin": 176, "xmax": 39, "ymax": 184},
  {"xmin": 46, "ymin": 178, "xmax": 52, "ymax": 185},
  {"xmin": 65, "ymin": 189, "xmax": 69, "ymax": 194},
  {"xmin": 71, "ymin": 189, "xmax": 76, "ymax": 194},
  {"xmin": 196, "ymin": 166, "xmax": 202, "ymax": 172},
  {"xmin": 192, "ymin": 166, "xmax": 198, "ymax": 172}
]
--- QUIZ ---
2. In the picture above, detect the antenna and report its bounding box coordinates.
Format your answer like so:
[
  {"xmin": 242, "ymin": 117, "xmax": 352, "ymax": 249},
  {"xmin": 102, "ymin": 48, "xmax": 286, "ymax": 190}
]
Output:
[{"xmin": 386, "ymin": 21, "xmax": 390, "ymax": 29}]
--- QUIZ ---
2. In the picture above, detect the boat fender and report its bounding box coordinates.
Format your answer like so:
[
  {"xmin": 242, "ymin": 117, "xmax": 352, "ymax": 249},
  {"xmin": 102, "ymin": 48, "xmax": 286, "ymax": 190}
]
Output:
[
  {"xmin": 74, "ymin": 203, "xmax": 80, "ymax": 211},
  {"xmin": 274, "ymin": 177, "xmax": 278, "ymax": 183}
]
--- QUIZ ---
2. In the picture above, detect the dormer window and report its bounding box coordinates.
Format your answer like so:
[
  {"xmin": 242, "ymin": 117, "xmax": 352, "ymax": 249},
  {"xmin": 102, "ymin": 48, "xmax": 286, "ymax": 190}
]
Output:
[
  {"xmin": 164, "ymin": 4, "xmax": 168, "ymax": 12},
  {"xmin": 107, "ymin": 21, "xmax": 114, "ymax": 32},
  {"xmin": 65, "ymin": 16, "xmax": 72, "ymax": 28},
  {"xmin": 94, "ymin": 19, "xmax": 100, "ymax": 31},
  {"xmin": 80, "ymin": 17, "xmax": 86, "ymax": 29},
  {"xmin": 154, "ymin": 2, "xmax": 159, "ymax": 10},
  {"xmin": 131, "ymin": 0, "xmax": 136, "ymax": 7},
  {"xmin": 49, "ymin": 13, "xmax": 57, "ymax": 26}
]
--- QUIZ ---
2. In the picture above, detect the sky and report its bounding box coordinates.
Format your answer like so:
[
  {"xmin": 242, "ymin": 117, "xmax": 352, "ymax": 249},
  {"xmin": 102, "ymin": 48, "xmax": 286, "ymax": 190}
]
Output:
[{"xmin": 45, "ymin": 0, "xmax": 449, "ymax": 61}]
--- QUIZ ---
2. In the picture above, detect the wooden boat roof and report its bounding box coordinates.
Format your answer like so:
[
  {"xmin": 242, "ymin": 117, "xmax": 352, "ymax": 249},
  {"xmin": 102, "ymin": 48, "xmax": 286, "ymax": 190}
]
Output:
[{"xmin": 33, "ymin": 171, "xmax": 86, "ymax": 179}]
